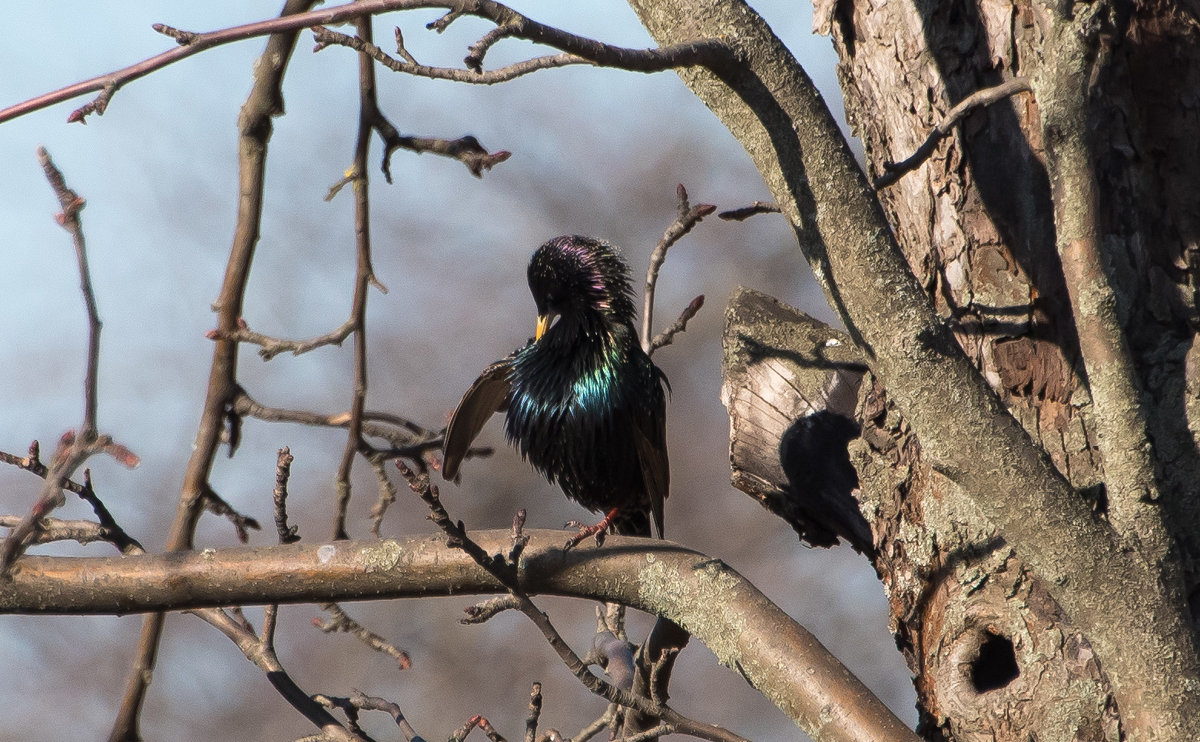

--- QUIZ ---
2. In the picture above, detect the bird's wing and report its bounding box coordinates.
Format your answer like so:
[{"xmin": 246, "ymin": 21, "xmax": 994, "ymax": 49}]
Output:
[
  {"xmin": 632, "ymin": 378, "xmax": 670, "ymax": 538},
  {"xmin": 442, "ymin": 360, "xmax": 512, "ymax": 481}
]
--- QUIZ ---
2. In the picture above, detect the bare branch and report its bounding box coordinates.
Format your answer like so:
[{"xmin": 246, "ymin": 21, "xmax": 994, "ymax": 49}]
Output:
[
  {"xmin": 642, "ymin": 185, "xmax": 715, "ymax": 355},
  {"xmin": 313, "ymin": 24, "xmax": 592, "ymax": 84},
  {"xmin": 0, "ymin": 152, "xmax": 139, "ymax": 573},
  {"xmin": 329, "ymin": 16, "xmax": 385, "ymax": 542},
  {"xmin": 1, "ymin": 0, "xmax": 731, "ymax": 126},
  {"xmin": 195, "ymin": 607, "xmax": 360, "ymax": 741},
  {"xmin": 203, "ymin": 487, "xmax": 261, "ymax": 542},
  {"xmin": 3, "ymin": 531, "xmax": 921, "ymax": 742},
  {"xmin": 1031, "ymin": 11, "xmax": 1168, "ymax": 576},
  {"xmin": 649, "ymin": 294, "xmax": 704, "ymax": 353},
  {"xmin": 209, "ymin": 317, "xmax": 356, "ymax": 361},
  {"xmin": 450, "ymin": 715, "xmax": 507, "ymax": 742},
  {"xmin": 398, "ymin": 466, "xmax": 751, "ymax": 742},
  {"xmin": 0, "ymin": 447, "xmax": 143, "ymax": 554},
  {"xmin": 717, "ymin": 201, "xmax": 780, "ymax": 221},
  {"xmin": 38, "ymin": 147, "xmax": 100, "ymax": 437},
  {"xmin": 0, "ymin": 515, "xmax": 128, "ymax": 551},
  {"xmin": 524, "ymin": 683, "xmax": 542, "ymax": 742},
  {"xmin": 461, "ymin": 595, "xmax": 522, "ymax": 624},
  {"xmin": 874, "ymin": 77, "xmax": 1032, "ymax": 188},
  {"xmin": 313, "ymin": 691, "xmax": 424, "ymax": 742},
  {"xmin": 314, "ymin": 602, "xmax": 412, "ymax": 670},
  {"xmin": 273, "ymin": 447, "xmax": 301, "ymax": 544},
  {"xmin": 230, "ymin": 388, "xmax": 465, "ymax": 460},
  {"xmin": 365, "ymin": 451, "xmax": 399, "ymax": 537}
]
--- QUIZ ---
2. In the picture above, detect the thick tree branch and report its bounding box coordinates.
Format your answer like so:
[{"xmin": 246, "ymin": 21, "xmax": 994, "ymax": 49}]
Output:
[
  {"xmin": 1, "ymin": 532, "xmax": 919, "ymax": 742},
  {"xmin": 1032, "ymin": 2, "xmax": 1168, "ymax": 564},
  {"xmin": 623, "ymin": 1, "xmax": 1198, "ymax": 737}
]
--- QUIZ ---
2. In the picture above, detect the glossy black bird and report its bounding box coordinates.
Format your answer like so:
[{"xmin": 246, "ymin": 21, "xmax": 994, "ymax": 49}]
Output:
[{"xmin": 442, "ymin": 235, "xmax": 670, "ymax": 539}]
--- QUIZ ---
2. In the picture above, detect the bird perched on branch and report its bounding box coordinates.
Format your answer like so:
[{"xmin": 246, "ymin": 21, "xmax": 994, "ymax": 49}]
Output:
[{"xmin": 442, "ymin": 235, "xmax": 670, "ymax": 541}]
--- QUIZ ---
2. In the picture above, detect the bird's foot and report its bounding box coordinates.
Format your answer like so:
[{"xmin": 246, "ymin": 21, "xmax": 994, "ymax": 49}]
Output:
[{"xmin": 563, "ymin": 508, "xmax": 621, "ymax": 550}]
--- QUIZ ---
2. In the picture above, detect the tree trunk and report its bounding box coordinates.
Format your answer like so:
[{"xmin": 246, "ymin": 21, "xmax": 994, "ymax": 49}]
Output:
[
  {"xmin": 817, "ymin": 1, "xmax": 1200, "ymax": 736},
  {"xmin": 629, "ymin": 0, "xmax": 1200, "ymax": 739}
]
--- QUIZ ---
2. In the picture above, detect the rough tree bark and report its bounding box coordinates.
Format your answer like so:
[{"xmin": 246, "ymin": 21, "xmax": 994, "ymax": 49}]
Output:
[{"xmin": 628, "ymin": 0, "xmax": 1200, "ymax": 740}]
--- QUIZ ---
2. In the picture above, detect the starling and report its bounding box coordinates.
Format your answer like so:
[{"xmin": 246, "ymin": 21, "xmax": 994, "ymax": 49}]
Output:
[{"xmin": 442, "ymin": 235, "xmax": 670, "ymax": 539}]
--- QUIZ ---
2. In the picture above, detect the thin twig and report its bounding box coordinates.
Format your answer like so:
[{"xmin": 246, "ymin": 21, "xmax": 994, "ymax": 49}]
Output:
[
  {"xmin": 461, "ymin": 595, "xmax": 523, "ymax": 624},
  {"xmin": 314, "ymin": 24, "xmax": 590, "ymax": 84},
  {"xmin": 642, "ymin": 184, "xmax": 715, "ymax": 355},
  {"xmin": 717, "ymin": 201, "xmax": 780, "ymax": 221},
  {"xmin": 230, "ymin": 389, "xmax": 487, "ymax": 462},
  {"xmin": 203, "ymin": 487, "xmax": 261, "ymax": 542},
  {"xmin": 524, "ymin": 683, "xmax": 542, "ymax": 742},
  {"xmin": 875, "ymin": 77, "xmax": 1032, "ymax": 188},
  {"xmin": 0, "ymin": 446, "xmax": 143, "ymax": 553},
  {"xmin": 366, "ymin": 450, "xmax": 399, "ymax": 537},
  {"xmin": 273, "ymin": 447, "xmax": 301, "ymax": 544},
  {"xmin": 331, "ymin": 16, "xmax": 382, "ymax": 542},
  {"xmin": 194, "ymin": 607, "xmax": 360, "ymax": 741},
  {"xmin": 572, "ymin": 709, "xmax": 619, "ymax": 742},
  {"xmin": 650, "ymin": 294, "xmax": 704, "ymax": 353},
  {"xmin": 450, "ymin": 715, "xmax": 506, "ymax": 742},
  {"xmin": 209, "ymin": 317, "xmax": 356, "ymax": 360},
  {"xmin": 315, "ymin": 602, "xmax": 412, "ymax": 670},
  {"xmin": 38, "ymin": 147, "xmax": 101, "ymax": 435},
  {"xmin": 0, "ymin": 152, "xmax": 140, "ymax": 573},
  {"xmin": 313, "ymin": 691, "xmax": 424, "ymax": 742}
]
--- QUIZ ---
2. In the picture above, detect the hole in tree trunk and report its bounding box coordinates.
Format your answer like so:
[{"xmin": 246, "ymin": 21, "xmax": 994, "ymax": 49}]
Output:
[{"xmin": 971, "ymin": 631, "xmax": 1019, "ymax": 692}]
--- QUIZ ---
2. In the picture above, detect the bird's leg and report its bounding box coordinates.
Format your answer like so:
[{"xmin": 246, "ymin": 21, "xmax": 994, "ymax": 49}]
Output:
[{"xmin": 564, "ymin": 508, "xmax": 621, "ymax": 549}]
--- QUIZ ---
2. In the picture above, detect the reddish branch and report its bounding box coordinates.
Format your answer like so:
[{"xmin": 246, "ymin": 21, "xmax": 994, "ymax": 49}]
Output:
[{"xmin": 0, "ymin": 444, "xmax": 142, "ymax": 554}]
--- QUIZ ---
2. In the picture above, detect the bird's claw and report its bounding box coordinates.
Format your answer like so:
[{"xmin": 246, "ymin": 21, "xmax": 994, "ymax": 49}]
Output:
[{"xmin": 563, "ymin": 508, "xmax": 621, "ymax": 550}]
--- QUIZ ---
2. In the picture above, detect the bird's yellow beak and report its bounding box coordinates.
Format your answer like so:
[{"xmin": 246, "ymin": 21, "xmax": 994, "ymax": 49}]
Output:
[{"xmin": 535, "ymin": 311, "xmax": 557, "ymax": 342}]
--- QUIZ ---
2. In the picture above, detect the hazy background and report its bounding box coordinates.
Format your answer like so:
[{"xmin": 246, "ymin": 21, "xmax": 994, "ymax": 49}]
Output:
[{"xmin": 0, "ymin": 2, "xmax": 916, "ymax": 739}]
